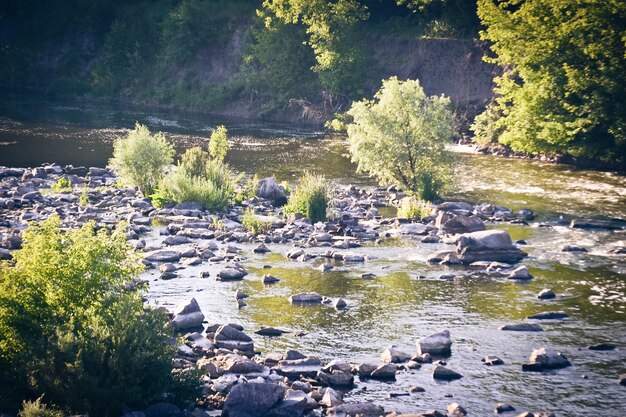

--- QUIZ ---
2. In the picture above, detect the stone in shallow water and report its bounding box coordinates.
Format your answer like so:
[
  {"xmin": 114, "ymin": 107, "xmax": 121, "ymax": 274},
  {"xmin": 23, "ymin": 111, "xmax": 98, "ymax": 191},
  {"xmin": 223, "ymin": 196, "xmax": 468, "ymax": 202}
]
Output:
[
  {"xmin": 327, "ymin": 403, "xmax": 385, "ymax": 417},
  {"xmin": 217, "ymin": 267, "xmax": 247, "ymax": 281},
  {"xmin": 144, "ymin": 249, "xmax": 181, "ymax": 263},
  {"xmin": 289, "ymin": 292, "xmax": 323, "ymax": 304},
  {"xmin": 381, "ymin": 346, "xmax": 412, "ymax": 363},
  {"xmin": 537, "ymin": 289, "xmax": 556, "ymax": 299},
  {"xmin": 500, "ymin": 323, "xmax": 544, "ymax": 332},
  {"xmin": 455, "ymin": 230, "xmax": 526, "ymax": 264},
  {"xmin": 433, "ymin": 365, "xmax": 463, "ymax": 381},
  {"xmin": 170, "ymin": 298, "xmax": 204, "ymax": 332},
  {"xmin": 417, "ymin": 330, "xmax": 452, "ymax": 355},
  {"xmin": 527, "ymin": 311, "xmax": 569, "ymax": 320},
  {"xmin": 522, "ymin": 348, "xmax": 571, "ymax": 371},
  {"xmin": 222, "ymin": 382, "xmax": 285, "ymax": 417},
  {"xmin": 482, "ymin": 355, "xmax": 504, "ymax": 366}
]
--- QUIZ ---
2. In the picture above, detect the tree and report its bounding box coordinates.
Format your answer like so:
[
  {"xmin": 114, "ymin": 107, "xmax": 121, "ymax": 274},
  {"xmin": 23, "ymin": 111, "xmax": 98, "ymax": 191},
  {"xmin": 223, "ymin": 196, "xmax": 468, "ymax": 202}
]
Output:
[
  {"xmin": 346, "ymin": 77, "xmax": 454, "ymax": 201},
  {"xmin": 209, "ymin": 125, "xmax": 229, "ymax": 162},
  {"xmin": 0, "ymin": 217, "xmax": 195, "ymax": 416},
  {"xmin": 473, "ymin": 0, "xmax": 626, "ymax": 165},
  {"xmin": 109, "ymin": 123, "xmax": 175, "ymax": 195}
]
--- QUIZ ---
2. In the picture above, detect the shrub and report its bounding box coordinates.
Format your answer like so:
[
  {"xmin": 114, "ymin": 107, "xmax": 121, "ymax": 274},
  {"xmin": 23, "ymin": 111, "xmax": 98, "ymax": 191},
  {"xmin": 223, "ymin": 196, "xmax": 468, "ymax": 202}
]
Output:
[
  {"xmin": 346, "ymin": 77, "xmax": 455, "ymax": 201},
  {"xmin": 209, "ymin": 125, "xmax": 229, "ymax": 162},
  {"xmin": 0, "ymin": 216, "xmax": 195, "ymax": 416},
  {"xmin": 397, "ymin": 197, "xmax": 432, "ymax": 220},
  {"xmin": 19, "ymin": 397, "xmax": 63, "ymax": 417},
  {"xmin": 284, "ymin": 173, "xmax": 330, "ymax": 223},
  {"xmin": 160, "ymin": 147, "xmax": 235, "ymax": 211},
  {"xmin": 109, "ymin": 123, "xmax": 175, "ymax": 195},
  {"xmin": 241, "ymin": 208, "xmax": 271, "ymax": 235},
  {"xmin": 50, "ymin": 177, "xmax": 72, "ymax": 193}
]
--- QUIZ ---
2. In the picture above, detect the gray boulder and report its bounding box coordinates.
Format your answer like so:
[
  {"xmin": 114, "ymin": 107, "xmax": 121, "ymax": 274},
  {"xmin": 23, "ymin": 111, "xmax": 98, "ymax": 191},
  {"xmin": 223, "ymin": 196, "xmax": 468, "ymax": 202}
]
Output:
[
  {"xmin": 222, "ymin": 383, "xmax": 286, "ymax": 417},
  {"xmin": 217, "ymin": 267, "xmax": 248, "ymax": 281},
  {"xmin": 456, "ymin": 230, "xmax": 526, "ymax": 264},
  {"xmin": 214, "ymin": 324, "xmax": 254, "ymax": 352},
  {"xmin": 432, "ymin": 365, "xmax": 463, "ymax": 381},
  {"xmin": 289, "ymin": 293, "xmax": 323, "ymax": 304},
  {"xmin": 170, "ymin": 298, "xmax": 205, "ymax": 332},
  {"xmin": 417, "ymin": 330, "xmax": 452, "ymax": 355},
  {"xmin": 437, "ymin": 213, "xmax": 485, "ymax": 234},
  {"xmin": 500, "ymin": 323, "xmax": 544, "ymax": 332},
  {"xmin": 327, "ymin": 403, "xmax": 385, "ymax": 417},
  {"xmin": 144, "ymin": 250, "xmax": 181, "ymax": 263},
  {"xmin": 256, "ymin": 177, "xmax": 288, "ymax": 206},
  {"xmin": 274, "ymin": 357, "xmax": 321, "ymax": 379},
  {"xmin": 522, "ymin": 348, "xmax": 571, "ymax": 371}
]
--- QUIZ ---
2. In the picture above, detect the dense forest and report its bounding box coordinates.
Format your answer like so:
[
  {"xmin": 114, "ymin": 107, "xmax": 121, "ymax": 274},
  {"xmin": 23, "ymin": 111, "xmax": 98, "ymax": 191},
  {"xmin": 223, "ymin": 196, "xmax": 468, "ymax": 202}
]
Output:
[{"xmin": 1, "ymin": 0, "xmax": 624, "ymax": 166}]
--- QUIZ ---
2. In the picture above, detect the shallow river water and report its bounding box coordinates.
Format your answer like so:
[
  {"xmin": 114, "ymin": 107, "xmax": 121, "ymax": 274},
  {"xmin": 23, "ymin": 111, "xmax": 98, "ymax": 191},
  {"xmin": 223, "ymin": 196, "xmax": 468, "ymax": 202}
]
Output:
[{"xmin": 2, "ymin": 96, "xmax": 626, "ymax": 416}]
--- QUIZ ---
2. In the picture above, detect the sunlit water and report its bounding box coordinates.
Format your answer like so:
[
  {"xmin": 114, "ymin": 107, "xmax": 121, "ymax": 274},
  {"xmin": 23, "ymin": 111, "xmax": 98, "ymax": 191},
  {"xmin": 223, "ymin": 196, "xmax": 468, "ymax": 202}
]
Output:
[{"xmin": 2, "ymin": 96, "xmax": 626, "ymax": 415}]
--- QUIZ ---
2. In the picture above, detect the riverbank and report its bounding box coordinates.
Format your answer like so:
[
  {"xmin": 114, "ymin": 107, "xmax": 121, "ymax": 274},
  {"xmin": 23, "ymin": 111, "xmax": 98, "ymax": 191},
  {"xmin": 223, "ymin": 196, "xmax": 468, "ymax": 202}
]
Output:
[{"xmin": 1, "ymin": 164, "xmax": 625, "ymax": 416}]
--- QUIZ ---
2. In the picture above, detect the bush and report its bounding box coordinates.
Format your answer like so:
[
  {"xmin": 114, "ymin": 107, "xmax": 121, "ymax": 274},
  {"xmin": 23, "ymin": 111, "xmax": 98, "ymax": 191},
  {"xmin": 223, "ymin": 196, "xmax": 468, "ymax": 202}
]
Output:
[
  {"xmin": 50, "ymin": 177, "xmax": 72, "ymax": 193},
  {"xmin": 284, "ymin": 173, "xmax": 330, "ymax": 223},
  {"xmin": 209, "ymin": 125, "xmax": 229, "ymax": 162},
  {"xmin": 0, "ymin": 216, "xmax": 195, "ymax": 416},
  {"xmin": 109, "ymin": 123, "xmax": 175, "ymax": 195},
  {"xmin": 397, "ymin": 197, "xmax": 432, "ymax": 220},
  {"xmin": 241, "ymin": 208, "xmax": 271, "ymax": 235},
  {"xmin": 19, "ymin": 397, "xmax": 63, "ymax": 417},
  {"xmin": 160, "ymin": 147, "xmax": 235, "ymax": 211},
  {"xmin": 346, "ymin": 77, "xmax": 454, "ymax": 201}
]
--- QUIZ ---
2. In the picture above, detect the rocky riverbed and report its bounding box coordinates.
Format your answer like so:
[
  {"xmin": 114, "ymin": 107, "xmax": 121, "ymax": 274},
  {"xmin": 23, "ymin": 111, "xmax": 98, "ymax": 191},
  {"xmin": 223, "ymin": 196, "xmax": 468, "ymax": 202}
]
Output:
[{"xmin": 1, "ymin": 164, "xmax": 626, "ymax": 417}]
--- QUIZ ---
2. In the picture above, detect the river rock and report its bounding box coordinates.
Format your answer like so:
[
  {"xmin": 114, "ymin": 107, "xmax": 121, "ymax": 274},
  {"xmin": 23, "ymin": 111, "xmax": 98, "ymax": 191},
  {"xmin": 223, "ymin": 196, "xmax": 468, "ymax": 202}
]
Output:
[
  {"xmin": 437, "ymin": 213, "xmax": 485, "ymax": 234},
  {"xmin": 456, "ymin": 230, "xmax": 526, "ymax": 264},
  {"xmin": 0, "ymin": 248, "xmax": 11, "ymax": 260},
  {"xmin": 222, "ymin": 382, "xmax": 286, "ymax": 417},
  {"xmin": 417, "ymin": 330, "xmax": 452, "ymax": 355},
  {"xmin": 327, "ymin": 403, "xmax": 385, "ymax": 417},
  {"xmin": 163, "ymin": 235, "xmax": 192, "ymax": 246},
  {"xmin": 253, "ymin": 243, "xmax": 271, "ymax": 253},
  {"xmin": 381, "ymin": 346, "xmax": 412, "ymax": 363},
  {"xmin": 447, "ymin": 403, "xmax": 467, "ymax": 416},
  {"xmin": 509, "ymin": 265, "xmax": 532, "ymax": 280},
  {"xmin": 289, "ymin": 292, "xmax": 323, "ymax": 304},
  {"xmin": 214, "ymin": 324, "xmax": 254, "ymax": 352},
  {"xmin": 262, "ymin": 274, "xmax": 280, "ymax": 284},
  {"xmin": 482, "ymin": 355, "xmax": 504, "ymax": 366},
  {"xmin": 275, "ymin": 357, "xmax": 321, "ymax": 379},
  {"xmin": 570, "ymin": 218, "xmax": 626, "ymax": 230},
  {"xmin": 320, "ymin": 387, "xmax": 343, "ymax": 407},
  {"xmin": 370, "ymin": 363, "xmax": 397, "ymax": 380},
  {"xmin": 170, "ymin": 298, "xmax": 205, "ymax": 332},
  {"xmin": 500, "ymin": 323, "xmax": 544, "ymax": 332},
  {"xmin": 537, "ymin": 289, "xmax": 556, "ymax": 299},
  {"xmin": 255, "ymin": 327, "xmax": 287, "ymax": 336},
  {"xmin": 562, "ymin": 245, "xmax": 587, "ymax": 252},
  {"xmin": 618, "ymin": 374, "xmax": 626, "ymax": 386},
  {"xmin": 527, "ymin": 311, "xmax": 569, "ymax": 320},
  {"xmin": 432, "ymin": 365, "xmax": 463, "ymax": 381},
  {"xmin": 256, "ymin": 177, "xmax": 288, "ymax": 206},
  {"xmin": 142, "ymin": 402, "xmax": 182, "ymax": 417},
  {"xmin": 217, "ymin": 267, "xmax": 248, "ymax": 281},
  {"xmin": 144, "ymin": 250, "xmax": 181, "ymax": 263},
  {"xmin": 399, "ymin": 223, "xmax": 429, "ymax": 235},
  {"xmin": 317, "ymin": 369, "xmax": 354, "ymax": 387},
  {"xmin": 333, "ymin": 298, "xmax": 347, "ymax": 309},
  {"xmin": 495, "ymin": 403, "xmax": 516, "ymax": 413},
  {"xmin": 588, "ymin": 343, "xmax": 616, "ymax": 351},
  {"xmin": 522, "ymin": 348, "xmax": 571, "ymax": 371}
]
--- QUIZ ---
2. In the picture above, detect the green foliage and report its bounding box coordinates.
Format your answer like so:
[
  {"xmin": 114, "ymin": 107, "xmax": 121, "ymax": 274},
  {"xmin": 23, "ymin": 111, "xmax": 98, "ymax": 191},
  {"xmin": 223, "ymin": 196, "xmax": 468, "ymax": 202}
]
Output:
[
  {"xmin": 234, "ymin": 174, "xmax": 260, "ymax": 204},
  {"xmin": 473, "ymin": 0, "xmax": 626, "ymax": 164},
  {"xmin": 284, "ymin": 172, "xmax": 330, "ymax": 223},
  {"xmin": 397, "ymin": 197, "xmax": 432, "ymax": 219},
  {"xmin": 0, "ymin": 216, "xmax": 192, "ymax": 416},
  {"xmin": 209, "ymin": 125, "xmax": 229, "ymax": 162},
  {"xmin": 50, "ymin": 177, "xmax": 72, "ymax": 193},
  {"xmin": 241, "ymin": 208, "xmax": 272, "ymax": 234},
  {"xmin": 160, "ymin": 147, "xmax": 235, "ymax": 211},
  {"xmin": 346, "ymin": 77, "xmax": 454, "ymax": 201},
  {"xmin": 109, "ymin": 123, "xmax": 175, "ymax": 195},
  {"xmin": 78, "ymin": 187, "xmax": 89, "ymax": 207},
  {"xmin": 19, "ymin": 397, "xmax": 64, "ymax": 417},
  {"xmin": 148, "ymin": 187, "xmax": 173, "ymax": 208}
]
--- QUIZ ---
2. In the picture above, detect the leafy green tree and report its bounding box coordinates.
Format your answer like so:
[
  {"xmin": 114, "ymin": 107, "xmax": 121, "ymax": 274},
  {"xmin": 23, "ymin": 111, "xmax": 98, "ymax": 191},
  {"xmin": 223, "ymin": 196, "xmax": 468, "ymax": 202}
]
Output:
[
  {"xmin": 209, "ymin": 125, "xmax": 229, "ymax": 161},
  {"xmin": 346, "ymin": 77, "xmax": 454, "ymax": 201},
  {"xmin": 0, "ymin": 216, "xmax": 195, "ymax": 416},
  {"xmin": 473, "ymin": 0, "xmax": 626, "ymax": 164},
  {"xmin": 109, "ymin": 123, "xmax": 175, "ymax": 195}
]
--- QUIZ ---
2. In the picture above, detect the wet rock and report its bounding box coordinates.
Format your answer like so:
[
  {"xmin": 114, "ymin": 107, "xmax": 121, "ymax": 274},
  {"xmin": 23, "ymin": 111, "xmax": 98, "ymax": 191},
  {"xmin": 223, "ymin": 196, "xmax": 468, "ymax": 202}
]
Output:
[
  {"xmin": 214, "ymin": 324, "xmax": 254, "ymax": 352},
  {"xmin": 289, "ymin": 292, "xmax": 323, "ymax": 304},
  {"xmin": 447, "ymin": 403, "xmax": 467, "ymax": 416},
  {"xmin": 256, "ymin": 177, "xmax": 288, "ymax": 206},
  {"xmin": 381, "ymin": 346, "xmax": 412, "ymax": 363},
  {"xmin": 170, "ymin": 298, "xmax": 205, "ymax": 332},
  {"xmin": 160, "ymin": 271, "xmax": 178, "ymax": 280},
  {"xmin": 370, "ymin": 363, "xmax": 397, "ymax": 380},
  {"xmin": 144, "ymin": 250, "xmax": 181, "ymax": 263},
  {"xmin": 399, "ymin": 223, "xmax": 429, "ymax": 235},
  {"xmin": 286, "ymin": 248, "xmax": 305, "ymax": 259},
  {"xmin": 222, "ymin": 382, "xmax": 285, "ymax": 417},
  {"xmin": 235, "ymin": 290, "xmax": 248, "ymax": 300},
  {"xmin": 588, "ymin": 343, "xmax": 616, "ymax": 351},
  {"xmin": 427, "ymin": 250, "xmax": 457, "ymax": 264},
  {"xmin": 163, "ymin": 235, "xmax": 192, "ymax": 246},
  {"xmin": 341, "ymin": 253, "xmax": 365, "ymax": 262},
  {"xmin": 537, "ymin": 289, "xmax": 556, "ymax": 300},
  {"xmin": 256, "ymin": 327, "xmax": 288, "ymax": 337},
  {"xmin": 320, "ymin": 387, "xmax": 343, "ymax": 407},
  {"xmin": 438, "ymin": 213, "xmax": 485, "ymax": 234},
  {"xmin": 160, "ymin": 263, "xmax": 177, "ymax": 273},
  {"xmin": 482, "ymin": 355, "xmax": 504, "ymax": 366},
  {"xmin": 433, "ymin": 365, "xmax": 463, "ymax": 381},
  {"xmin": 618, "ymin": 374, "xmax": 626, "ymax": 386},
  {"xmin": 421, "ymin": 234, "xmax": 440, "ymax": 243},
  {"xmin": 275, "ymin": 357, "xmax": 321, "ymax": 379},
  {"xmin": 495, "ymin": 403, "xmax": 516, "ymax": 413},
  {"xmin": 437, "ymin": 201, "xmax": 474, "ymax": 214},
  {"xmin": 142, "ymin": 402, "xmax": 182, "ymax": 417},
  {"xmin": 317, "ymin": 369, "xmax": 354, "ymax": 387},
  {"xmin": 500, "ymin": 323, "xmax": 544, "ymax": 332},
  {"xmin": 509, "ymin": 265, "xmax": 532, "ymax": 280},
  {"xmin": 333, "ymin": 298, "xmax": 347, "ymax": 310},
  {"xmin": 263, "ymin": 274, "xmax": 280, "ymax": 284},
  {"xmin": 456, "ymin": 230, "xmax": 526, "ymax": 264},
  {"xmin": 522, "ymin": 348, "xmax": 571, "ymax": 371},
  {"xmin": 327, "ymin": 403, "xmax": 385, "ymax": 417},
  {"xmin": 410, "ymin": 385, "xmax": 426, "ymax": 393},
  {"xmin": 253, "ymin": 243, "xmax": 271, "ymax": 253},
  {"xmin": 417, "ymin": 330, "xmax": 452, "ymax": 355},
  {"xmin": 217, "ymin": 267, "xmax": 248, "ymax": 281},
  {"xmin": 570, "ymin": 218, "xmax": 626, "ymax": 230},
  {"xmin": 527, "ymin": 311, "xmax": 569, "ymax": 320},
  {"xmin": 186, "ymin": 332, "xmax": 214, "ymax": 351},
  {"xmin": 0, "ymin": 248, "xmax": 11, "ymax": 260},
  {"xmin": 562, "ymin": 245, "xmax": 587, "ymax": 252}
]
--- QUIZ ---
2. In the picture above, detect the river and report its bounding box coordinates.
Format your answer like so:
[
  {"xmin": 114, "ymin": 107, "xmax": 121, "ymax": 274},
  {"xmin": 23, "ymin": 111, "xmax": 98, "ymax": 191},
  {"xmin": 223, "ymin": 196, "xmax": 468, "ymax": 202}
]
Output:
[{"xmin": 1, "ymin": 96, "xmax": 626, "ymax": 416}]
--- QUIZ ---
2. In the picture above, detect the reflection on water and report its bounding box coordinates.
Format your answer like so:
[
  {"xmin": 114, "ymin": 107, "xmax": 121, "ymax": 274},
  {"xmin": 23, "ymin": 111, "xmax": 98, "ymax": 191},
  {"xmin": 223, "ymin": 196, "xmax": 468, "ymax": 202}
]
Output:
[{"xmin": 3, "ymin": 96, "xmax": 626, "ymax": 415}]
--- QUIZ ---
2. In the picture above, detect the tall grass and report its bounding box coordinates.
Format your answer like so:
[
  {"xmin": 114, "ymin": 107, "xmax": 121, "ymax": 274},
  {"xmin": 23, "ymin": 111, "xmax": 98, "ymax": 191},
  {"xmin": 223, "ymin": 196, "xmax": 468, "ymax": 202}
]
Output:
[{"xmin": 284, "ymin": 173, "xmax": 330, "ymax": 223}]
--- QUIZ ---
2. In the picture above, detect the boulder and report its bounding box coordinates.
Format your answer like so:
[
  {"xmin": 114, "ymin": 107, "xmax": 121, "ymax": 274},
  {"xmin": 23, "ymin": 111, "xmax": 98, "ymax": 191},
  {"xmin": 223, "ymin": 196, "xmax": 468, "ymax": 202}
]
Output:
[
  {"xmin": 399, "ymin": 223, "xmax": 429, "ymax": 235},
  {"xmin": 289, "ymin": 293, "xmax": 323, "ymax": 304},
  {"xmin": 333, "ymin": 298, "xmax": 347, "ymax": 310},
  {"xmin": 381, "ymin": 346, "xmax": 412, "ymax": 363},
  {"xmin": 214, "ymin": 324, "xmax": 254, "ymax": 352},
  {"xmin": 527, "ymin": 311, "xmax": 569, "ymax": 320},
  {"xmin": 447, "ymin": 403, "xmax": 467, "ymax": 417},
  {"xmin": 456, "ymin": 230, "xmax": 526, "ymax": 264},
  {"xmin": 522, "ymin": 348, "xmax": 571, "ymax": 371},
  {"xmin": 500, "ymin": 323, "xmax": 544, "ymax": 332},
  {"xmin": 432, "ymin": 365, "xmax": 463, "ymax": 381},
  {"xmin": 217, "ymin": 267, "xmax": 248, "ymax": 281},
  {"xmin": 327, "ymin": 403, "xmax": 385, "ymax": 417},
  {"xmin": 437, "ymin": 213, "xmax": 485, "ymax": 234},
  {"xmin": 537, "ymin": 289, "xmax": 556, "ymax": 300},
  {"xmin": 170, "ymin": 298, "xmax": 204, "ymax": 332},
  {"xmin": 163, "ymin": 235, "xmax": 192, "ymax": 246},
  {"xmin": 317, "ymin": 370, "xmax": 354, "ymax": 387},
  {"xmin": 495, "ymin": 403, "xmax": 516, "ymax": 413},
  {"xmin": 144, "ymin": 250, "xmax": 181, "ymax": 263},
  {"xmin": 618, "ymin": 374, "xmax": 626, "ymax": 386},
  {"xmin": 509, "ymin": 265, "xmax": 532, "ymax": 280},
  {"xmin": 254, "ymin": 243, "xmax": 271, "ymax": 253},
  {"xmin": 256, "ymin": 177, "xmax": 288, "ymax": 206},
  {"xmin": 570, "ymin": 218, "xmax": 626, "ymax": 230},
  {"xmin": 222, "ymin": 383, "xmax": 286, "ymax": 417},
  {"xmin": 482, "ymin": 355, "xmax": 504, "ymax": 366},
  {"xmin": 417, "ymin": 330, "xmax": 452, "ymax": 355},
  {"xmin": 320, "ymin": 387, "xmax": 343, "ymax": 408},
  {"xmin": 369, "ymin": 363, "xmax": 397, "ymax": 380},
  {"xmin": 275, "ymin": 357, "xmax": 321, "ymax": 379}
]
